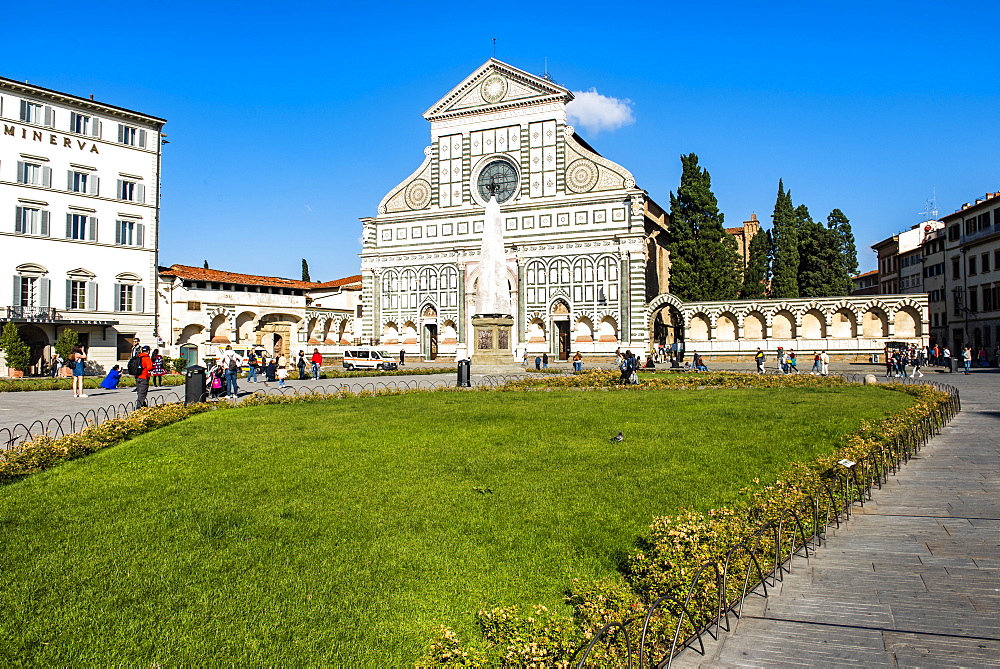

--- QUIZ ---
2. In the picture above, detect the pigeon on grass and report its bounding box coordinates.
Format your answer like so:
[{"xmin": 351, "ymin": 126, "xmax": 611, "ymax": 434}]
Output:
[{"xmin": 610, "ymin": 431, "xmax": 624, "ymax": 443}]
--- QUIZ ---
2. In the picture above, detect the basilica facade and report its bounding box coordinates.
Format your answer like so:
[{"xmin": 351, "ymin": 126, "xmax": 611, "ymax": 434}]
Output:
[{"xmin": 360, "ymin": 59, "xmax": 670, "ymax": 360}]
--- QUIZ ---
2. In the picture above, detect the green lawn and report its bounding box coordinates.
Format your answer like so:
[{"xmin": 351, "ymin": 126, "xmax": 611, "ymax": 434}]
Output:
[{"xmin": 0, "ymin": 386, "xmax": 911, "ymax": 665}]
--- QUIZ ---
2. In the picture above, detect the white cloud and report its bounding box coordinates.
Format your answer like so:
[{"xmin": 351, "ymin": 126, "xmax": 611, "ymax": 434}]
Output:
[{"xmin": 566, "ymin": 88, "xmax": 635, "ymax": 134}]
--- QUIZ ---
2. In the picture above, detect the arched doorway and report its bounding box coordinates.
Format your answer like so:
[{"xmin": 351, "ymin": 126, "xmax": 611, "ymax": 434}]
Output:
[
  {"xmin": 551, "ymin": 299, "xmax": 571, "ymax": 360},
  {"xmin": 422, "ymin": 305, "xmax": 438, "ymax": 361},
  {"xmin": 650, "ymin": 304, "xmax": 685, "ymax": 359},
  {"xmin": 18, "ymin": 324, "xmax": 49, "ymax": 375}
]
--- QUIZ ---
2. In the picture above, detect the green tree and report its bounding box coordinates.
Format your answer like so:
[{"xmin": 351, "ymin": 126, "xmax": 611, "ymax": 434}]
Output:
[
  {"xmin": 741, "ymin": 228, "xmax": 771, "ymax": 298},
  {"xmin": 301, "ymin": 259, "xmax": 311, "ymax": 282},
  {"xmin": 770, "ymin": 180, "xmax": 799, "ymax": 298},
  {"xmin": 796, "ymin": 205, "xmax": 844, "ymax": 297},
  {"xmin": 827, "ymin": 208, "xmax": 857, "ymax": 294},
  {"xmin": 0, "ymin": 322, "xmax": 31, "ymax": 373},
  {"xmin": 54, "ymin": 328, "xmax": 79, "ymax": 361},
  {"xmin": 666, "ymin": 153, "xmax": 740, "ymax": 301}
]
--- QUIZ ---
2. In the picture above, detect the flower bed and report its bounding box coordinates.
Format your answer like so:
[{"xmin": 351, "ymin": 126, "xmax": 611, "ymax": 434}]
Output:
[{"xmin": 0, "ymin": 375, "xmax": 186, "ymax": 392}]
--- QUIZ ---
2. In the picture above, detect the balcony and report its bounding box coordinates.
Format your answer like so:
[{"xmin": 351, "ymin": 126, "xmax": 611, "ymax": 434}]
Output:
[{"xmin": 5, "ymin": 306, "xmax": 59, "ymax": 321}]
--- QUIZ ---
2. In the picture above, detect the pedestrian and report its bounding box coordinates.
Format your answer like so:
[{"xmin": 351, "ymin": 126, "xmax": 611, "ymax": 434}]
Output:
[
  {"xmin": 819, "ymin": 350, "xmax": 829, "ymax": 376},
  {"xmin": 788, "ymin": 350, "xmax": 798, "ymax": 374},
  {"xmin": 811, "ymin": 351, "xmax": 822, "ymax": 375},
  {"xmin": 399, "ymin": 349, "xmax": 406, "ymax": 367},
  {"xmin": 310, "ymin": 348, "xmax": 323, "ymax": 380},
  {"xmin": 51, "ymin": 353, "xmax": 63, "ymax": 378},
  {"xmin": 247, "ymin": 348, "xmax": 259, "ymax": 382},
  {"xmin": 933, "ymin": 344, "xmax": 940, "ymax": 366},
  {"xmin": 885, "ymin": 350, "xmax": 894, "ymax": 378},
  {"xmin": 135, "ymin": 345, "xmax": 152, "ymax": 407},
  {"xmin": 297, "ymin": 350, "xmax": 307, "ymax": 379},
  {"xmin": 522, "ymin": 350, "xmax": 528, "ymax": 366},
  {"xmin": 755, "ymin": 347, "xmax": 765, "ymax": 373},
  {"xmin": 693, "ymin": 351, "xmax": 708, "ymax": 372},
  {"xmin": 71, "ymin": 346, "xmax": 87, "ymax": 398},
  {"xmin": 219, "ymin": 345, "xmax": 242, "ymax": 398},
  {"xmin": 542, "ymin": 352, "xmax": 549, "ymax": 369},
  {"xmin": 130, "ymin": 338, "xmax": 142, "ymax": 358},
  {"xmin": 150, "ymin": 348, "xmax": 165, "ymax": 387},
  {"xmin": 573, "ymin": 351, "xmax": 583, "ymax": 372},
  {"xmin": 911, "ymin": 349, "xmax": 924, "ymax": 378},
  {"xmin": 534, "ymin": 355, "xmax": 541, "ymax": 371},
  {"xmin": 776, "ymin": 347, "xmax": 786, "ymax": 374},
  {"xmin": 277, "ymin": 364, "xmax": 288, "ymax": 388},
  {"xmin": 99, "ymin": 364, "xmax": 122, "ymax": 390},
  {"xmin": 978, "ymin": 347, "xmax": 988, "ymax": 367},
  {"xmin": 962, "ymin": 346, "xmax": 972, "ymax": 374},
  {"xmin": 942, "ymin": 347, "xmax": 951, "ymax": 367}
]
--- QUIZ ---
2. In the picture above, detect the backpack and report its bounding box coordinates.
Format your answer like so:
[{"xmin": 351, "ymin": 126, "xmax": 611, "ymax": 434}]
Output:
[
  {"xmin": 127, "ymin": 355, "xmax": 142, "ymax": 376},
  {"xmin": 227, "ymin": 355, "xmax": 239, "ymax": 371}
]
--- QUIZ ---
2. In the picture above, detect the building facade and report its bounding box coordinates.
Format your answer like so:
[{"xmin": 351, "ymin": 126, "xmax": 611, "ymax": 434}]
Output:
[
  {"xmin": 359, "ymin": 59, "xmax": 670, "ymax": 361},
  {"xmin": 0, "ymin": 75, "xmax": 165, "ymax": 374},
  {"xmin": 157, "ymin": 264, "xmax": 361, "ymax": 366}
]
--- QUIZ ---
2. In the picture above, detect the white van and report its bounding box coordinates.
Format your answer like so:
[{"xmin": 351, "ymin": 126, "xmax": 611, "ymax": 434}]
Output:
[{"xmin": 342, "ymin": 348, "xmax": 399, "ymax": 371}]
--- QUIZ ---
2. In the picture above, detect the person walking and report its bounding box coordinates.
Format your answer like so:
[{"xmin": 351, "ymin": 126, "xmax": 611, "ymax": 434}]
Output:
[
  {"xmin": 811, "ymin": 351, "xmax": 822, "ymax": 375},
  {"xmin": 618, "ymin": 351, "xmax": 631, "ymax": 384},
  {"xmin": 962, "ymin": 346, "xmax": 973, "ymax": 374},
  {"xmin": 788, "ymin": 349, "xmax": 798, "ymax": 374},
  {"xmin": 542, "ymin": 352, "xmax": 549, "ymax": 369},
  {"xmin": 219, "ymin": 345, "xmax": 242, "ymax": 398},
  {"xmin": 573, "ymin": 351, "xmax": 583, "ymax": 372},
  {"xmin": 534, "ymin": 355, "xmax": 541, "ymax": 371},
  {"xmin": 399, "ymin": 349, "xmax": 406, "ymax": 367},
  {"xmin": 277, "ymin": 364, "xmax": 288, "ymax": 388},
  {"xmin": 71, "ymin": 346, "xmax": 87, "ymax": 397},
  {"xmin": 246, "ymin": 348, "xmax": 259, "ymax": 382},
  {"xmin": 135, "ymin": 346, "xmax": 152, "ymax": 407},
  {"xmin": 295, "ymin": 350, "xmax": 306, "ymax": 379},
  {"xmin": 755, "ymin": 348, "xmax": 765, "ymax": 373},
  {"xmin": 819, "ymin": 350, "xmax": 830, "ymax": 376},
  {"xmin": 522, "ymin": 350, "xmax": 528, "ymax": 366},
  {"xmin": 310, "ymin": 348, "xmax": 323, "ymax": 380},
  {"xmin": 911, "ymin": 348, "xmax": 925, "ymax": 378},
  {"xmin": 150, "ymin": 349, "xmax": 165, "ymax": 387},
  {"xmin": 776, "ymin": 347, "xmax": 786, "ymax": 374},
  {"xmin": 885, "ymin": 350, "xmax": 895, "ymax": 378}
]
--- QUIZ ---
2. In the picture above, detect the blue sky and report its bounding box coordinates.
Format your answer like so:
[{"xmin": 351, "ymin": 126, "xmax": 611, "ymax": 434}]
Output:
[{"xmin": 6, "ymin": 1, "xmax": 998, "ymax": 280}]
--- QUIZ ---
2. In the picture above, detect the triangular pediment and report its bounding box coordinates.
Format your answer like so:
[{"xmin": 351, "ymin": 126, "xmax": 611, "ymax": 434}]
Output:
[{"xmin": 424, "ymin": 59, "xmax": 573, "ymax": 121}]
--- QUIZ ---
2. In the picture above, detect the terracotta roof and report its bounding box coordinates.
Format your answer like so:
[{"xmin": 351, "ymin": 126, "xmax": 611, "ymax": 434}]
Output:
[
  {"xmin": 852, "ymin": 270, "xmax": 878, "ymax": 279},
  {"xmin": 725, "ymin": 226, "xmax": 746, "ymax": 234},
  {"xmin": 309, "ymin": 275, "xmax": 362, "ymax": 290},
  {"xmin": 160, "ymin": 264, "xmax": 331, "ymax": 290}
]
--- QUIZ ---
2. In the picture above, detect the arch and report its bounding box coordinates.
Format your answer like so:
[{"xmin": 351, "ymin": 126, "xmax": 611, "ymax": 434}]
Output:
[
  {"xmin": 574, "ymin": 316, "xmax": 594, "ymax": 343},
  {"xmin": 715, "ymin": 312, "xmax": 737, "ymax": 340},
  {"xmin": 830, "ymin": 308, "xmax": 857, "ymax": 338},
  {"xmin": 550, "ymin": 298, "xmax": 570, "ymax": 316},
  {"xmin": 401, "ymin": 321, "xmax": 419, "ymax": 345},
  {"xmin": 382, "ymin": 321, "xmax": 399, "ymax": 345},
  {"xmin": 646, "ymin": 292, "xmax": 685, "ymax": 315},
  {"xmin": 17, "ymin": 324, "xmax": 48, "ymax": 373},
  {"xmin": 421, "ymin": 304, "xmax": 438, "ymax": 319},
  {"xmin": 321, "ymin": 318, "xmax": 335, "ymax": 344},
  {"xmin": 236, "ymin": 311, "xmax": 256, "ymax": 344},
  {"xmin": 15, "ymin": 263, "xmax": 48, "ymax": 275},
  {"xmin": 893, "ymin": 306, "xmax": 921, "ymax": 338},
  {"xmin": 338, "ymin": 318, "xmax": 354, "ymax": 345},
  {"xmin": 177, "ymin": 324, "xmax": 205, "ymax": 346},
  {"xmin": 305, "ymin": 316, "xmax": 319, "ymax": 344},
  {"xmin": 597, "ymin": 316, "xmax": 618, "ymax": 342},
  {"xmin": 800, "ymin": 309, "xmax": 826, "ymax": 339},
  {"xmin": 527, "ymin": 317, "xmax": 547, "ymax": 343},
  {"xmin": 115, "ymin": 272, "xmax": 142, "ymax": 283},
  {"xmin": 441, "ymin": 319, "xmax": 458, "ymax": 345},
  {"xmin": 771, "ymin": 310, "xmax": 796, "ymax": 339},
  {"xmin": 209, "ymin": 312, "xmax": 230, "ymax": 344},
  {"xmin": 743, "ymin": 311, "xmax": 765, "ymax": 339},
  {"xmin": 688, "ymin": 313, "xmax": 711, "ymax": 341},
  {"xmin": 862, "ymin": 308, "xmax": 888, "ymax": 338}
]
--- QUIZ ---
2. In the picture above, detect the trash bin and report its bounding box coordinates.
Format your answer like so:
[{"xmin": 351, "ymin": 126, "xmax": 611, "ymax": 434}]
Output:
[
  {"xmin": 456, "ymin": 359, "xmax": 471, "ymax": 388},
  {"xmin": 946, "ymin": 357, "xmax": 955, "ymax": 373},
  {"xmin": 185, "ymin": 365, "xmax": 207, "ymax": 404}
]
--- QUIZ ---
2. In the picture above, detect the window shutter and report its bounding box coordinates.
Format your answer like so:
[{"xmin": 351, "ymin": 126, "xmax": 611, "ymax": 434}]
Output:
[
  {"xmin": 70, "ymin": 112, "xmax": 77, "ymax": 131},
  {"xmin": 88, "ymin": 217, "xmax": 98, "ymax": 242},
  {"xmin": 115, "ymin": 221, "xmax": 122, "ymax": 245},
  {"xmin": 16, "ymin": 161, "xmax": 24, "ymax": 183},
  {"xmin": 42, "ymin": 166, "xmax": 51, "ymax": 187},
  {"xmin": 113, "ymin": 283, "xmax": 122, "ymax": 311},
  {"xmin": 86, "ymin": 282, "xmax": 97, "ymax": 311},
  {"xmin": 44, "ymin": 106, "xmax": 53, "ymax": 127},
  {"xmin": 94, "ymin": 120, "xmax": 102, "ymax": 138},
  {"xmin": 65, "ymin": 280, "xmax": 73, "ymax": 309},
  {"xmin": 66, "ymin": 213, "xmax": 73, "ymax": 238},
  {"xmin": 19, "ymin": 99, "xmax": 27, "ymax": 121},
  {"xmin": 138, "ymin": 129, "xmax": 147, "ymax": 148},
  {"xmin": 40, "ymin": 210, "xmax": 50, "ymax": 236},
  {"xmin": 136, "ymin": 183, "xmax": 145, "ymax": 204},
  {"xmin": 39, "ymin": 277, "xmax": 50, "ymax": 309},
  {"xmin": 13, "ymin": 276, "xmax": 21, "ymax": 306},
  {"xmin": 68, "ymin": 170, "xmax": 75, "ymax": 190},
  {"xmin": 135, "ymin": 285, "xmax": 145, "ymax": 313},
  {"xmin": 117, "ymin": 124, "xmax": 124, "ymax": 143},
  {"xmin": 90, "ymin": 175, "xmax": 99, "ymax": 195},
  {"xmin": 136, "ymin": 223, "xmax": 145, "ymax": 247},
  {"xmin": 117, "ymin": 179, "xmax": 123, "ymax": 199},
  {"xmin": 15, "ymin": 206, "xmax": 23, "ymax": 234}
]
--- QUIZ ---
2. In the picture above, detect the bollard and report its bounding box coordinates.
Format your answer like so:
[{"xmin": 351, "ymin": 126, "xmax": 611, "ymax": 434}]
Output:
[
  {"xmin": 185, "ymin": 365, "xmax": 207, "ymax": 404},
  {"xmin": 946, "ymin": 357, "xmax": 955, "ymax": 373},
  {"xmin": 456, "ymin": 359, "xmax": 471, "ymax": 387}
]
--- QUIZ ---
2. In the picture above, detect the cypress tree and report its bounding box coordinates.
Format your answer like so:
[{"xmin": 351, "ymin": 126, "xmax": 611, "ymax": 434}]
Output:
[
  {"xmin": 827, "ymin": 208, "xmax": 857, "ymax": 294},
  {"xmin": 741, "ymin": 228, "xmax": 771, "ymax": 298},
  {"xmin": 798, "ymin": 204, "xmax": 848, "ymax": 297},
  {"xmin": 301, "ymin": 258, "xmax": 311, "ymax": 282},
  {"xmin": 666, "ymin": 153, "xmax": 740, "ymax": 301},
  {"xmin": 770, "ymin": 180, "xmax": 799, "ymax": 298}
]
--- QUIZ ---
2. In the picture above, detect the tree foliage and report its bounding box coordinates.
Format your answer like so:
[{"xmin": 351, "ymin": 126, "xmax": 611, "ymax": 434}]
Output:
[
  {"xmin": 770, "ymin": 180, "xmax": 799, "ymax": 299},
  {"xmin": 54, "ymin": 329, "xmax": 79, "ymax": 362},
  {"xmin": 666, "ymin": 154, "xmax": 740, "ymax": 301},
  {"xmin": 741, "ymin": 228, "xmax": 771, "ymax": 299},
  {"xmin": 796, "ymin": 205, "xmax": 847, "ymax": 297},
  {"xmin": 301, "ymin": 259, "xmax": 311, "ymax": 283},
  {"xmin": 0, "ymin": 322, "xmax": 31, "ymax": 372},
  {"xmin": 827, "ymin": 208, "xmax": 857, "ymax": 294}
]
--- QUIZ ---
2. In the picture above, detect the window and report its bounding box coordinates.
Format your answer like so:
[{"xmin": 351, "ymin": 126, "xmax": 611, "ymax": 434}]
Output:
[
  {"xmin": 953, "ymin": 259, "xmax": 961, "ymax": 280},
  {"xmin": 13, "ymin": 271, "xmax": 51, "ymax": 310},
  {"xmin": 970, "ymin": 286, "xmax": 979, "ymax": 313},
  {"xmin": 70, "ymin": 112, "xmax": 100, "ymax": 137},
  {"xmin": 16, "ymin": 161, "xmax": 51, "ymax": 187},
  {"xmin": 67, "ymin": 170, "xmax": 99, "ymax": 195},
  {"xmin": 984, "ymin": 285, "xmax": 995, "ymax": 313},
  {"xmin": 68, "ymin": 280, "xmax": 88, "ymax": 309},
  {"xmin": 14, "ymin": 206, "xmax": 50, "ymax": 236},
  {"xmin": 114, "ymin": 283, "xmax": 144, "ymax": 312},
  {"xmin": 969, "ymin": 256, "xmax": 977, "ymax": 276},
  {"xmin": 20, "ymin": 100, "xmax": 53, "ymax": 126},
  {"xmin": 948, "ymin": 225, "xmax": 960, "ymax": 241},
  {"xmin": 117, "ymin": 124, "xmax": 147, "ymax": 148},
  {"xmin": 66, "ymin": 214, "xmax": 97, "ymax": 241},
  {"xmin": 983, "ymin": 253, "xmax": 991, "ymax": 274},
  {"xmin": 117, "ymin": 179, "xmax": 144, "ymax": 203},
  {"xmin": 115, "ymin": 220, "xmax": 145, "ymax": 247}
]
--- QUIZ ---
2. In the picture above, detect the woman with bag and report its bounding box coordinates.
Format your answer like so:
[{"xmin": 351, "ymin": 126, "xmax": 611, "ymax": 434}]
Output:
[
  {"xmin": 150, "ymin": 349, "xmax": 166, "ymax": 387},
  {"xmin": 71, "ymin": 347, "xmax": 88, "ymax": 398}
]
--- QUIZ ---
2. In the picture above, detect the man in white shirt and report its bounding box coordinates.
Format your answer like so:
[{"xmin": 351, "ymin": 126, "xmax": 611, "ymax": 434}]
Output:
[
  {"xmin": 219, "ymin": 345, "xmax": 243, "ymax": 398},
  {"xmin": 820, "ymin": 350, "xmax": 830, "ymax": 376}
]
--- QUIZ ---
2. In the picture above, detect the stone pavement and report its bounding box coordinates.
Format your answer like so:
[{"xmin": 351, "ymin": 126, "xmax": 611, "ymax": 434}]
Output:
[{"xmin": 673, "ymin": 370, "xmax": 1000, "ymax": 668}]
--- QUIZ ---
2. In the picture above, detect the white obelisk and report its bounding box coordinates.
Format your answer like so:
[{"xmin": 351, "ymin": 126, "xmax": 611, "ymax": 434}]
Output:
[{"xmin": 475, "ymin": 194, "xmax": 512, "ymax": 316}]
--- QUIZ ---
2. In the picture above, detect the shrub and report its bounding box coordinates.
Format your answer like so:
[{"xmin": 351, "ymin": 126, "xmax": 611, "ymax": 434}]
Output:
[
  {"xmin": 0, "ymin": 322, "xmax": 31, "ymax": 373},
  {"xmin": 172, "ymin": 358, "xmax": 188, "ymax": 374},
  {"xmin": 54, "ymin": 328, "xmax": 79, "ymax": 361}
]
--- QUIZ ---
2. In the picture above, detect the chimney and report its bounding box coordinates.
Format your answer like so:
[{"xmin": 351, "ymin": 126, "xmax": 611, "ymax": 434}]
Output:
[{"xmin": 89, "ymin": 94, "xmax": 94, "ymax": 100}]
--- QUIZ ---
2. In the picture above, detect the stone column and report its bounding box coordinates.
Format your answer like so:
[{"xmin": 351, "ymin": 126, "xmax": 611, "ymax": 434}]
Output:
[
  {"xmin": 517, "ymin": 257, "xmax": 526, "ymax": 344},
  {"xmin": 457, "ymin": 262, "xmax": 466, "ymax": 348},
  {"xmin": 371, "ymin": 268, "xmax": 382, "ymax": 346},
  {"xmin": 620, "ymin": 251, "xmax": 630, "ymax": 343}
]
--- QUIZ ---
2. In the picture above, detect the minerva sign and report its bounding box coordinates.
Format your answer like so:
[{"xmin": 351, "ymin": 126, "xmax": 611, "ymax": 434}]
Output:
[{"xmin": 3, "ymin": 123, "xmax": 100, "ymax": 154}]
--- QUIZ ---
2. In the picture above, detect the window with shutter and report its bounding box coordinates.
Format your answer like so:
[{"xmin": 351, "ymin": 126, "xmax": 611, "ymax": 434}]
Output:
[
  {"xmin": 65, "ymin": 279, "xmax": 73, "ymax": 309},
  {"xmin": 135, "ymin": 285, "xmax": 145, "ymax": 312},
  {"xmin": 88, "ymin": 217, "xmax": 98, "ymax": 242},
  {"xmin": 86, "ymin": 282, "xmax": 97, "ymax": 311},
  {"xmin": 136, "ymin": 183, "xmax": 145, "ymax": 203},
  {"xmin": 43, "ymin": 106, "xmax": 54, "ymax": 127},
  {"xmin": 89, "ymin": 175, "xmax": 99, "ymax": 195},
  {"xmin": 40, "ymin": 210, "xmax": 50, "ymax": 236},
  {"xmin": 15, "ymin": 206, "xmax": 24, "ymax": 234},
  {"xmin": 42, "ymin": 166, "xmax": 51, "ymax": 187},
  {"xmin": 39, "ymin": 278, "xmax": 50, "ymax": 309},
  {"xmin": 114, "ymin": 283, "xmax": 123, "ymax": 311},
  {"xmin": 13, "ymin": 276, "xmax": 21, "ymax": 306},
  {"xmin": 136, "ymin": 223, "xmax": 144, "ymax": 247},
  {"xmin": 138, "ymin": 129, "xmax": 147, "ymax": 148}
]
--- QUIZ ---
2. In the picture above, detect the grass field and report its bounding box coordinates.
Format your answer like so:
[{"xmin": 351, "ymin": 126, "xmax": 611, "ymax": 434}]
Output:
[{"xmin": 0, "ymin": 386, "xmax": 912, "ymax": 665}]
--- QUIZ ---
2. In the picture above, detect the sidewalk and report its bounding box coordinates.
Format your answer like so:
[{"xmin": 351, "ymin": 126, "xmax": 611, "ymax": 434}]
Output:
[{"xmin": 673, "ymin": 371, "xmax": 1000, "ymax": 667}]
